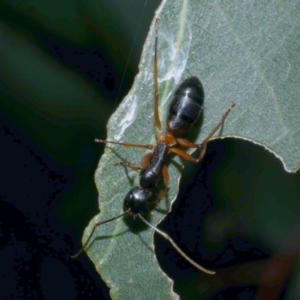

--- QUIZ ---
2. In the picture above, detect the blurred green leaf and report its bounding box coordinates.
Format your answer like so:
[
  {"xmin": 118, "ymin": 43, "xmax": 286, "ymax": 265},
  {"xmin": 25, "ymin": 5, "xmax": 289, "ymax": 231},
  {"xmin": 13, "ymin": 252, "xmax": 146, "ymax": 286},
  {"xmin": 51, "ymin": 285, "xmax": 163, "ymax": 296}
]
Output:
[
  {"xmin": 82, "ymin": 0, "xmax": 300, "ymax": 298},
  {"xmin": 0, "ymin": 21, "xmax": 110, "ymax": 157},
  {"xmin": 3, "ymin": 0, "xmax": 85, "ymax": 39}
]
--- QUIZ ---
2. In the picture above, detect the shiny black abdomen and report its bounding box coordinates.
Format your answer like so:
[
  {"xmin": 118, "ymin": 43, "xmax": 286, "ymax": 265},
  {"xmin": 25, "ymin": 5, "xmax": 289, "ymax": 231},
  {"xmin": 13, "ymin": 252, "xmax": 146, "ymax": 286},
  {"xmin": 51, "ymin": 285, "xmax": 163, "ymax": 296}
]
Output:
[
  {"xmin": 139, "ymin": 142, "xmax": 168, "ymax": 190},
  {"xmin": 167, "ymin": 76, "xmax": 204, "ymax": 133}
]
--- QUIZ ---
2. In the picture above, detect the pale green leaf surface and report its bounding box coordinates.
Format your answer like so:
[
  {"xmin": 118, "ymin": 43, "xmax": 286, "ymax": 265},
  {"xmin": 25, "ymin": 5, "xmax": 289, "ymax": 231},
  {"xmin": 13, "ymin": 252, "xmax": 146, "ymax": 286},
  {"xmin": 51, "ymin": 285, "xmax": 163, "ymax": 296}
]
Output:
[{"xmin": 83, "ymin": 0, "xmax": 300, "ymax": 299}]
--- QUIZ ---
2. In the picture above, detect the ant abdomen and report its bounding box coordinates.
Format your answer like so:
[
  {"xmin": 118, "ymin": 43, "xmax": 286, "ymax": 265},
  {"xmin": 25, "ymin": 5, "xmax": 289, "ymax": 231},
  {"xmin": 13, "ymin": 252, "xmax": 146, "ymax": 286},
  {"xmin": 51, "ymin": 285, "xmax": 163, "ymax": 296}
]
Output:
[{"xmin": 167, "ymin": 76, "xmax": 204, "ymax": 134}]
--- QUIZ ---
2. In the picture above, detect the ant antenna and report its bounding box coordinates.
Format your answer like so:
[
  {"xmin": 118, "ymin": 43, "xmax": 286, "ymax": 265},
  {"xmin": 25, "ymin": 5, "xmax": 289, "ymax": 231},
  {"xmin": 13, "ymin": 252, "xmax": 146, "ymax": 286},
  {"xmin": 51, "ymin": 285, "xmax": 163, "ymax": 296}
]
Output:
[
  {"xmin": 138, "ymin": 214, "xmax": 216, "ymax": 275},
  {"xmin": 71, "ymin": 210, "xmax": 131, "ymax": 259}
]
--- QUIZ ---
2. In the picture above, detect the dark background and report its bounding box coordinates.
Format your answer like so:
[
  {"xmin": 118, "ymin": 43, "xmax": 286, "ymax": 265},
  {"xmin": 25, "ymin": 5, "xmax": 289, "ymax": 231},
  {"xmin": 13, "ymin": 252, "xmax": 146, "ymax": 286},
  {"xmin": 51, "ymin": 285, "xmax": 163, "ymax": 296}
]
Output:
[{"xmin": 1, "ymin": 1, "xmax": 299, "ymax": 299}]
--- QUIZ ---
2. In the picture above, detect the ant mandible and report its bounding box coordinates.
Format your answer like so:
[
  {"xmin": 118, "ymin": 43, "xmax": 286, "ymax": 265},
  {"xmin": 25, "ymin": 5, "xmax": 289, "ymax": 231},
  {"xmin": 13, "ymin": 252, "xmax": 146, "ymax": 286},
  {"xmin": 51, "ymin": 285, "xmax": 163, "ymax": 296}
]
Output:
[{"xmin": 72, "ymin": 19, "xmax": 235, "ymax": 275}]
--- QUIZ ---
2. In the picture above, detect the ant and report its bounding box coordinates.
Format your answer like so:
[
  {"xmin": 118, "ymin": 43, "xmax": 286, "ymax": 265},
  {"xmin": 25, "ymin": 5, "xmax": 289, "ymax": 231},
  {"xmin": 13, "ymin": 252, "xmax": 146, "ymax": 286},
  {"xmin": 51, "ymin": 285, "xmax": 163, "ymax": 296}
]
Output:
[{"xmin": 72, "ymin": 19, "xmax": 235, "ymax": 275}]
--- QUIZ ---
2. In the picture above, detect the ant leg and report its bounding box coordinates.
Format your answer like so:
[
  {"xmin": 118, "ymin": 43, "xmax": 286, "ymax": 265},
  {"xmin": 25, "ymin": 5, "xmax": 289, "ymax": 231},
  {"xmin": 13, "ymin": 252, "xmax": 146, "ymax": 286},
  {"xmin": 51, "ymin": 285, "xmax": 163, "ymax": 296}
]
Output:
[
  {"xmin": 169, "ymin": 147, "xmax": 199, "ymax": 163},
  {"xmin": 71, "ymin": 210, "xmax": 130, "ymax": 259},
  {"xmin": 196, "ymin": 102, "xmax": 236, "ymax": 160},
  {"xmin": 176, "ymin": 103, "xmax": 236, "ymax": 148},
  {"xmin": 172, "ymin": 139, "xmax": 206, "ymax": 163},
  {"xmin": 114, "ymin": 161, "xmax": 141, "ymax": 170},
  {"xmin": 176, "ymin": 138, "xmax": 200, "ymax": 148},
  {"xmin": 156, "ymin": 165, "xmax": 170, "ymax": 202},
  {"xmin": 174, "ymin": 102, "xmax": 236, "ymax": 161},
  {"xmin": 141, "ymin": 152, "xmax": 153, "ymax": 167},
  {"xmin": 153, "ymin": 18, "xmax": 163, "ymax": 134},
  {"xmin": 95, "ymin": 139, "xmax": 154, "ymax": 150},
  {"xmin": 115, "ymin": 153, "xmax": 152, "ymax": 171},
  {"xmin": 138, "ymin": 214, "xmax": 216, "ymax": 275}
]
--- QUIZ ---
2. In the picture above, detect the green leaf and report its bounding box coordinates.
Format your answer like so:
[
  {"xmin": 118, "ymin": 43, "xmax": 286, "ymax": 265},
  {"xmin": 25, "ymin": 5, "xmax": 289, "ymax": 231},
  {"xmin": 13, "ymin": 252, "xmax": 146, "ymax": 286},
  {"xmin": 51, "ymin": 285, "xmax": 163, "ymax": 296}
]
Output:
[
  {"xmin": 4, "ymin": 0, "xmax": 85, "ymax": 39},
  {"xmin": 83, "ymin": 0, "xmax": 300, "ymax": 299}
]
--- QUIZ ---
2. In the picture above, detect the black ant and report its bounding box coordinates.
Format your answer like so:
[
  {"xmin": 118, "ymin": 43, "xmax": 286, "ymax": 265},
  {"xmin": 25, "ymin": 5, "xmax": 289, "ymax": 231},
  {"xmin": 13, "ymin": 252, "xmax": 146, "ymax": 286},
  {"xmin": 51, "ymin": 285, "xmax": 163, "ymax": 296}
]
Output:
[{"xmin": 72, "ymin": 19, "xmax": 235, "ymax": 275}]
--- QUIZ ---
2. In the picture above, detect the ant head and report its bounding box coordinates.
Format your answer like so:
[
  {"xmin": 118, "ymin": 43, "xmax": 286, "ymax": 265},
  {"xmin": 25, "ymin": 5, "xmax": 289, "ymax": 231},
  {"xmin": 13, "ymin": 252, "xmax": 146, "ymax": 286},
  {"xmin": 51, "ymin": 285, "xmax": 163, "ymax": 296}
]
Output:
[{"xmin": 123, "ymin": 186, "xmax": 154, "ymax": 214}]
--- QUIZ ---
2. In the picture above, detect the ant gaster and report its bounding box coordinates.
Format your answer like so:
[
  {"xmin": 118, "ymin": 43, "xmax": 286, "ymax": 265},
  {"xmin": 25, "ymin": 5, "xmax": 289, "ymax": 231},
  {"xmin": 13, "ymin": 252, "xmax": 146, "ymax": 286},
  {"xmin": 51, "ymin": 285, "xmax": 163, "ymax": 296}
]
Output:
[{"xmin": 72, "ymin": 19, "xmax": 235, "ymax": 275}]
